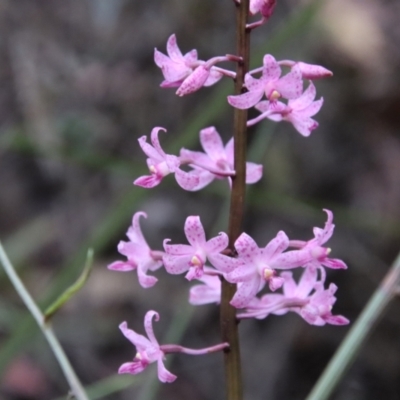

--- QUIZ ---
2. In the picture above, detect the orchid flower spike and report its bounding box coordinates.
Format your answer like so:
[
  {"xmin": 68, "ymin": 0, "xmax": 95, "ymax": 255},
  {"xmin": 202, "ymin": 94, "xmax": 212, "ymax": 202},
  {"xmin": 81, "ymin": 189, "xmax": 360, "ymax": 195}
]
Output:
[
  {"xmin": 163, "ymin": 216, "xmax": 239, "ymax": 280},
  {"xmin": 154, "ymin": 34, "xmax": 224, "ymax": 96},
  {"xmin": 249, "ymin": 82, "xmax": 324, "ymax": 136},
  {"xmin": 228, "ymin": 54, "xmax": 303, "ymax": 110},
  {"xmin": 179, "ymin": 126, "xmax": 262, "ymax": 189},
  {"xmin": 289, "ymin": 209, "xmax": 348, "ymax": 269},
  {"xmin": 134, "ymin": 127, "xmax": 201, "ymax": 191},
  {"xmin": 118, "ymin": 311, "xmax": 177, "ymax": 383},
  {"xmin": 108, "ymin": 212, "xmax": 163, "ymax": 288}
]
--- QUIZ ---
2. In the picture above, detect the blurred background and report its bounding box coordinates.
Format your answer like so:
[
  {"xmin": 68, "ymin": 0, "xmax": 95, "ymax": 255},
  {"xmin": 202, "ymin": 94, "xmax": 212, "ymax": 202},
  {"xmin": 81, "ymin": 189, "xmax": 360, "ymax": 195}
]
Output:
[{"xmin": 0, "ymin": 0, "xmax": 400, "ymax": 399}]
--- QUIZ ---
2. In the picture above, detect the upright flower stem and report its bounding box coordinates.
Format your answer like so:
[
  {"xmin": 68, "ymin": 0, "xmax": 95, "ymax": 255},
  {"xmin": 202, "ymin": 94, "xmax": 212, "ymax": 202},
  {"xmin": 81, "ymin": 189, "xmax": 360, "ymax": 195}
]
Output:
[{"xmin": 220, "ymin": 1, "xmax": 250, "ymax": 399}]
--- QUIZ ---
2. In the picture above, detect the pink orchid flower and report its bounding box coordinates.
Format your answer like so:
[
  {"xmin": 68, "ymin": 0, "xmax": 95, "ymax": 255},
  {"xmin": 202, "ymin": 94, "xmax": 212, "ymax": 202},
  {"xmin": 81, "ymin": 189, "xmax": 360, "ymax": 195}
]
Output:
[
  {"xmin": 154, "ymin": 34, "xmax": 223, "ymax": 95},
  {"xmin": 163, "ymin": 216, "xmax": 239, "ymax": 280},
  {"xmin": 239, "ymin": 267, "xmax": 349, "ymax": 326},
  {"xmin": 289, "ymin": 209, "xmax": 348, "ymax": 269},
  {"xmin": 118, "ymin": 311, "xmax": 177, "ymax": 383},
  {"xmin": 134, "ymin": 127, "xmax": 201, "ymax": 191},
  {"xmin": 249, "ymin": 82, "xmax": 324, "ymax": 136},
  {"xmin": 179, "ymin": 126, "xmax": 263, "ymax": 189},
  {"xmin": 226, "ymin": 231, "xmax": 315, "ymax": 308},
  {"xmin": 227, "ymin": 54, "xmax": 303, "ymax": 110},
  {"xmin": 108, "ymin": 212, "xmax": 163, "ymax": 288}
]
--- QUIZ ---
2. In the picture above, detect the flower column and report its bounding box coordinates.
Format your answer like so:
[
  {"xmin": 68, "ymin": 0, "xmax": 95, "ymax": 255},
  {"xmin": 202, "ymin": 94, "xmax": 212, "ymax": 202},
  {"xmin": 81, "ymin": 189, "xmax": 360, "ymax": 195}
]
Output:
[{"xmin": 220, "ymin": 1, "xmax": 250, "ymax": 399}]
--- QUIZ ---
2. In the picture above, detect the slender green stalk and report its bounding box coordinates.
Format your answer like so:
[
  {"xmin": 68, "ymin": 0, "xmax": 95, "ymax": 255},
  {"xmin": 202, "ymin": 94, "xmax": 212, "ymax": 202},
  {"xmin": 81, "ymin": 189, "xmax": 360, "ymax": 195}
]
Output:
[
  {"xmin": 0, "ymin": 242, "xmax": 89, "ymax": 400},
  {"xmin": 306, "ymin": 250, "xmax": 400, "ymax": 400},
  {"xmin": 220, "ymin": 1, "xmax": 250, "ymax": 400}
]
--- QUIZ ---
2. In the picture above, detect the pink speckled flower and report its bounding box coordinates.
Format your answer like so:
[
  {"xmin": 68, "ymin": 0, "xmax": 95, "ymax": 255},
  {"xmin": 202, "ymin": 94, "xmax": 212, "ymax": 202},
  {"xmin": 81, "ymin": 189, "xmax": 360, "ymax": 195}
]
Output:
[
  {"xmin": 118, "ymin": 311, "xmax": 176, "ymax": 383},
  {"xmin": 249, "ymin": 82, "xmax": 324, "ymax": 136},
  {"xmin": 134, "ymin": 127, "xmax": 200, "ymax": 191},
  {"xmin": 179, "ymin": 126, "xmax": 263, "ymax": 189},
  {"xmin": 163, "ymin": 216, "xmax": 239, "ymax": 280},
  {"xmin": 239, "ymin": 267, "xmax": 349, "ymax": 326},
  {"xmin": 154, "ymin": 34, "xmax": 223, "ymax": 95},
  {"xmin": 226, "ymin": 231, "xmax": 314, "ymax": 308},
  {"xmin": 228, "ymin": 54, "xmax": 303, "ymax": 110},
  {"xmin": 289, "ymin": 209, "xmax": 348, "ymax": 270},
  {"xmin": 108, "ymin": 212, "xmax": 163, "ymax": 288}
]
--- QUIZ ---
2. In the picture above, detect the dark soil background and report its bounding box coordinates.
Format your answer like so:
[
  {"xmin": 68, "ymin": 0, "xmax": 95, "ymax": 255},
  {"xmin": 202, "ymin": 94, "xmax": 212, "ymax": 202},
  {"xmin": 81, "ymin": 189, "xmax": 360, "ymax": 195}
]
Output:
[{"xmin": 0, "ymin": 0, "xmax": 400, "ymax": 399}]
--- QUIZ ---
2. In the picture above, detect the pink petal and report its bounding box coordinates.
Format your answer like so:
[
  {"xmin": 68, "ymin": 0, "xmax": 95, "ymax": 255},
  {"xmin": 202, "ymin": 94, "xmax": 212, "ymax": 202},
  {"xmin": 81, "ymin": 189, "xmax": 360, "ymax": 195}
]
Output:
[
  {"xmin": 289, "ymin": 82, "xmax": 317, "ymax": 110},
  {"xmin": 290, "ymin": 116, "xmax": 318, "ymax": 137},
  {"xmin": 204, "ymin": 68, "xmax": 223, "ymax": 86},
  {"xmin": 226, "ymin": 265, "xmax": 255, "ymax": 283},
  {"xmin": 296, "ymin": 62, "xmax": 333, "ymax": 80},
  {"xmin": 199, "ymin": 127, "xmax": 225, "ymax": 160},
  {"xmin": 302, "ymin": 97, "xmax": 324, "ymax": 117},
  {"xmin": 118, "ymin": 361, "xmax": 147, "ymax": 375},
  {"xmin": 108, "ymin": 260, "xmax": 136, "ymax": 272},
  {"xmin": 185, "ymin": 266, "xmax": 203, "ymax": 281},
  {"xmin": 166, "ymin": 34, "xmax": 183, "ymax": 61},
  {"xmin": 263, "ymin": 231, "xmax": 289, "ymax": 260},
  {"xmin": 230, "ymin": 277, "xmax": 260, "ymax": 308},
  {"xmin": 254, "ymin": 100, "xmax": 270, "ymax": 112},
  {"xmin": 322, "ymin": 258, "xmax": 348, "ymax": 269},
  {"xmin": 127, "ymin": 211, "xmax": 147, "ymax": 244},
  {"xmin": 296, "ymin": 266, "xmax": 318, "ymax": 298},
  {"xmin": 189, "ymin": 275, "xmax": 221, "ymax": 305},
  {"xmin": 163, "ymin": 254, "xmax": 192, "ymax": 274},
  {"xmin": 176, "ymin": 65, "xmax": 210, "ymax": 96},
  {"xmin": 234, "ymin": 232, "xmax": 260, "ymax": 260},
  {"xmin": 119, "ymin": 321, "xmax": 152, "ymax": 350},
  {"xmin": 206, "ymin": 232, "xmax": 228, "ymax": 253},
  {"xmin": 134, "ymin": 174, "xmax": 162, "ymax": 188},
  {"xmin": 184, "ymin": 216, "xmax": 206, "ymax": 247},
  {"xmin": 161, "ymin": 60, "xmax": 190, "ymax": 83},
  {"xmin": 144, "ymin": 311, "xmax": 160, "ymax": 345},
  {"xmin": 150, "ymin": 127, "xmax": 168, "ymax": 156},
  {"xmin": 183, "ymin": 49, "xmax": 198, "ymax": 64},
  {"xmin": 281, "ymin": 271, "xmax": 296, "ymax": 297},
  {"xmin": 154, "ymin": 49, "xmax": 170, "ymax": 68},
  {"xmin": 157, "ymin": 358, "xmax": 177, "ymax": 383},
  {"xmin": 244, "ymin": 73, "xmax": 262, "ymax": 91},
  {"xmin": 208, "ymin": 253, "xmax": 239, "ymax": 273},
  {"xmin": 137, "ymin": 266, "xmax": 158, "ymax": 288},
  {"xmin": 324, "ymin": 314, "xmax": 349, "ymax": 325},
  {"xmin": 262, "ymin": 54, "xmax": 281, "ymax": 80},
  {"xmin": 138, "ymin": 135, "xmax": 163, "ymax": 162},
  {"xmin": 163, "ymin": 241, "xmax": 193, "ymax": 256},
  {"xmin": 245, "ymin": 162, "xmax": 263, "ymax": 184},
  {"xmin": 228, "ymin": 88, "xmax": 264, "ymax": 109},
  {"xmin": 174, "ymin": 168, "xmax": 201, "ymax": 190},
  {"xmin": 276, "ymin": 65, "xmax": 303, "ymax": 99}
]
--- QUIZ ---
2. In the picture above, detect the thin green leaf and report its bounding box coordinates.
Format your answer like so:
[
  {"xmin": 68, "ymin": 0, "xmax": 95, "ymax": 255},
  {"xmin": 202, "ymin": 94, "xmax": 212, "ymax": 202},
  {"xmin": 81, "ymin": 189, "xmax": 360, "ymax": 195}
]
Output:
[{"xmin": 44, "ymin": 249, "xmax": 94, "ymax": 322}]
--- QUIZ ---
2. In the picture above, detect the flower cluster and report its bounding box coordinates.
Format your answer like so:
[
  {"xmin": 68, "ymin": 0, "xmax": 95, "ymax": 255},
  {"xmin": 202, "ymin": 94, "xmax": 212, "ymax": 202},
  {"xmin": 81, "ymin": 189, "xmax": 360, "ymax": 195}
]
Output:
[
  {"xmin": 155, "ymin": 34, "xmax": 331, "ymax": 137},
  {"xmin": 110, "ymin": 210, "xmax": 347, "ymax": 325},
  {"xmin": 109, "ymin": 5, "xmax": 348, "ymax": 385},
  {"xmin": 134, "ymin": 126, "xmax": 262, "ymax": 191}
]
